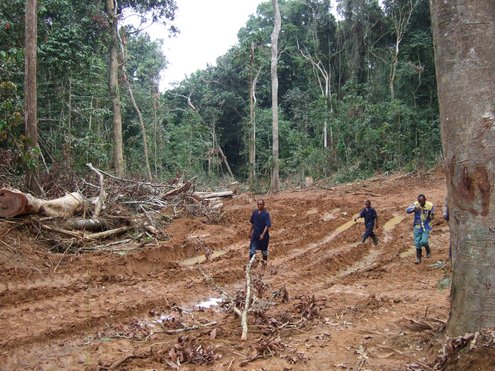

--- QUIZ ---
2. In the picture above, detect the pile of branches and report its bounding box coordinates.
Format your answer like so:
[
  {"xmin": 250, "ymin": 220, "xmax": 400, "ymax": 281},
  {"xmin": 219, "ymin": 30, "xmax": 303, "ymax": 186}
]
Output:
[{"xmin": 1, "ymin": 164, "xmax": 231, "ymax": 254}]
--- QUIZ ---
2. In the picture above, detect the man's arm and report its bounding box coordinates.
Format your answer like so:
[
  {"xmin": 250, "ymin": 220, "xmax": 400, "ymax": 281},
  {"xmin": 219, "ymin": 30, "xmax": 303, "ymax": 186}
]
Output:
[
  {"xmin": 260, "ymin": 225, "xmax": 269, "ymax": 240},
  {"xmin": 406, "ymin": 203, "xmax": 417, "ymax": 214},
  {"xmin": 260, "ymin": 212, "xmax": 271, "ymax": 239},
  {"xmin": 354, "ymin": 209, "xmax": 363, "ymax": 222},
  {"xmin": 374, "ymin": 215, "xmax": 379, "ymax": 229}
]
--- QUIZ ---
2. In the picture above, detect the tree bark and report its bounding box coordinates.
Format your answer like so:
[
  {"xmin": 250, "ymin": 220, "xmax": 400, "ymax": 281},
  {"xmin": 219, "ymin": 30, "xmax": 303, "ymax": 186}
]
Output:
[
  {"xmin": 24, "ymin": 0, "xmax": 42, "ymax": 195},
  {"xmin": 270, "ymin": 0, "xmax": 281, "ymax": 193},
  {"xmin": 107, "ymin": 0, "xmax": 125, "ymax": 177},
  {"xmin": 431, "ymin": 0, "xmax": 495, "ymax": 336}
]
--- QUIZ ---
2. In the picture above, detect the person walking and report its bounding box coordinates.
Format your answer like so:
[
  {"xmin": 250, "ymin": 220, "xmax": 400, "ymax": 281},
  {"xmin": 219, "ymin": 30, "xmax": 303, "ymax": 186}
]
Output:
[
  {"xmin": 406, "ymin": 194, "xmax": 435, "ymax": 264},
  {"xmin": 249, "ymin": 199, "xmax": 271, "ymax": 272},
  {"xmin": 354, "ymin": 200, "xmax": 379, "ymax": 245}
]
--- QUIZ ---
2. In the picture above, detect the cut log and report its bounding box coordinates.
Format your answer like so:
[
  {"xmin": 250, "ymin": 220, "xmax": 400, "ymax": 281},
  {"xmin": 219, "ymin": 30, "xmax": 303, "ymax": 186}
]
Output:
[
  {"xmin": 0, "ymin": 189, "xmax": 28, "ymax": 217},
  {"xmin": 0, "ymin": 188, "xmax": 86, "ymax": 218},
  {"xmin": 68, "ymin": 218, "xmax": 105, "ymax": 232},
  {"xmin": 193, "ymin": 190, "xmax": 233, "ymax": 199}
]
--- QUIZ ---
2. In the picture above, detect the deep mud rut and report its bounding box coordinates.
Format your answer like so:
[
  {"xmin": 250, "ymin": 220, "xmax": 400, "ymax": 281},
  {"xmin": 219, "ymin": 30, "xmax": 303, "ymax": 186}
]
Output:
[{"xmin": 0, "ymin": 171, "xmax": 454, "ymax": 370}]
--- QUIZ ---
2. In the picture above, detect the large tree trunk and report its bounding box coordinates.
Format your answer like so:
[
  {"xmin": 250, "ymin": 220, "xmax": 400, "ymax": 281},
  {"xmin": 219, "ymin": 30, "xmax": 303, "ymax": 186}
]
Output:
[
  {"xmin": 107, "ymin": 0, "xmax": 125, "ymax": 177},
  {"xmin": 24, "ymin": 0, "xmax": 42, "ymax": 195},
  {"xmin": 431, "ymin": 0, "xmax": 495, "ymax": 336},
  {"xmin": 270, "ymin": 0, "xmax": 281, "ymax": 193},
  {"xmin": 0, "ymin": 189, "xmax": 86, "ymax": 218}
]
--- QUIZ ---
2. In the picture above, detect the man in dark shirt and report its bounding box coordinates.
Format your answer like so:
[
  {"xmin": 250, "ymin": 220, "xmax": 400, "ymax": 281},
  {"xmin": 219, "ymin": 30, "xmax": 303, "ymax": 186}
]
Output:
[
  {"xmin": 249, "ymin": 199, "xmax": 271, "ymax": 270},
  {"xmin": 354, "ymin": 200, "xmax": 379, "ymax": 245}
]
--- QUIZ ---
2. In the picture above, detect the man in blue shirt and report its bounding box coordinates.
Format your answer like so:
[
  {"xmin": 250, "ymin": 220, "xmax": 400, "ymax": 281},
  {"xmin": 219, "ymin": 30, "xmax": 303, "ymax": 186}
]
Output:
[
  {"xmin": 354, "ymin": 200, "xmax": 379, "ymax": 245},
  {"xmin": 249, "ymin": 199, "xmax": 271, "ymax": 271}
]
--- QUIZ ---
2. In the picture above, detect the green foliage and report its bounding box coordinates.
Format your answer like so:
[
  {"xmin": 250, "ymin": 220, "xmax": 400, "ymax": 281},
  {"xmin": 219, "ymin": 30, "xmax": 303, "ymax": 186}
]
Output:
[{"xmin": 1, "ymin": 0, "xmax": 440, "ymax": 186}]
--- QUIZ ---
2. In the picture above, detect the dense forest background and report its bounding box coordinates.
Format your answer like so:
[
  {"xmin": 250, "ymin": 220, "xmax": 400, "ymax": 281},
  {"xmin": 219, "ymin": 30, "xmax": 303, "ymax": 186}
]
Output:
[{"xmin": 0, "ymin": 0, "xmax": 440, "ymax": 192}]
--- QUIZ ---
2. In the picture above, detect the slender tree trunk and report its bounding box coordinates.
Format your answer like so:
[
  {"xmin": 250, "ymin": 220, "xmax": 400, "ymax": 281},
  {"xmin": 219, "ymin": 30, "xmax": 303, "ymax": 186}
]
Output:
[
  {"xmin": 431, "ymin": 0, "xmax": 495, "ymax": 336},
  {"xmin": 270, "ymin": 0, "xmax": 281, "ymax": 193},
  {"xmin": 248, "ymin": 43, "xmax": 261, "ymax": 190},
  {"xmin": 152, "ymin": 90, "xmax": 159, "ymax": 178},
  {"xmin": 24, "ymin": 0, "xmax": 42, "ymax": 195},
  {"xmin": 118, "ymin": 28, "xmax": 152, "ymax": 181},
  {"xmin": 107, "ymin": 0, "xmax": 124, "ymax": 177}
]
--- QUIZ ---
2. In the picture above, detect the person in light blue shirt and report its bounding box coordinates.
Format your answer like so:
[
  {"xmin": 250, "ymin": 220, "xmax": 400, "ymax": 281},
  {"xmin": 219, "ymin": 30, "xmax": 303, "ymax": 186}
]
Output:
[{"xmin": 406, "ymin": 194, "xmax": 435, "ymax": 264}]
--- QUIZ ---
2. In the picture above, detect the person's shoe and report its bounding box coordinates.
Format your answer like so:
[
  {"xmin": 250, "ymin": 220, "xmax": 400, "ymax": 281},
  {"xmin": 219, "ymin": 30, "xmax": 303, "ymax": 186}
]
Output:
[
  {"xmin": 425, "ymin": 243, "xmax": 431, "ymax": 258},
  {"xmin": 415, "ymin": 249, "xmax": 422, "ymax": 264}
]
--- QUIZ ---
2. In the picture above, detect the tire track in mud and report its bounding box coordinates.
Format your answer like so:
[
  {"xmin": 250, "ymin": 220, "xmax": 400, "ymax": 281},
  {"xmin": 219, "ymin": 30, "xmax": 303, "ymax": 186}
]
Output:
[
  {"xmin": 265, "ymin": 212, "xmax": 408, "ymax": 291},
  {"xmin": 0, "ymin": 208, "xmax": 406, "ymax": 352}
]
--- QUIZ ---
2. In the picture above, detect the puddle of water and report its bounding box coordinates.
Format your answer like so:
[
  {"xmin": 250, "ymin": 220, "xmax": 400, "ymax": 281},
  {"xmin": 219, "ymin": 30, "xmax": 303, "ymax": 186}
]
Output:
[
  {"xmin": 180, "ymin": 249, "xmax": 227, "ymax": 266},
  {"xmin": 383, "ymin": 215, "xmax": 405, "ymax": 231},
  {"xmin": 195, "ymin": 297, "xmax": 223, "ymax": 309},
  {"xmin": 154, "ymin": 314, "xmax": 173, "ymax": 324},
  {"xmin": 144, "ymin": 296, "xmax": 224, "ymax": 328}
]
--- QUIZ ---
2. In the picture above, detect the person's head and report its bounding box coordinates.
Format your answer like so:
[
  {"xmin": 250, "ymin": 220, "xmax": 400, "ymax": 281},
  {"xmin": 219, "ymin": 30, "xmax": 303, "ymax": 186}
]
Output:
[
  {"xmin": 417, "ymin": 194, "xmax": 426, "ymax": 207},
  {"xmin": 365, "ymin": 200, "xmax": 371, "ymax": 208},
  {"xmin": 257, "ymin": 199, "xmax": 265, "ymax": 211}
]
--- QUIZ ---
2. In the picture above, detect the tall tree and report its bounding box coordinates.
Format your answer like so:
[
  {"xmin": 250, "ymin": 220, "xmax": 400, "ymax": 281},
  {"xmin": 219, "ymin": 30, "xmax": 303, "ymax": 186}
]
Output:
[
  {"xmin": 270, "ymin": 0, "xmax": 281, "ymax": 193},
  {"xmin": 24, "ymin": 0, "xmax": 42, "ymax": 194},
  {"xmin": 431, "ymin": 0, "xmax": 495, "ymax": 335},
  {"xmin": 106, "ymin": 0, "xmax": 125, "ymax": 176}
]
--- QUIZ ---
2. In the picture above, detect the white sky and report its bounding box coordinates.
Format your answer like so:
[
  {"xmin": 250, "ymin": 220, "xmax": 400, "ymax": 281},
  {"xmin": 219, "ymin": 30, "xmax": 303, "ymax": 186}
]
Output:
[{"xmin": 148, "ymin": 0, "xmax": 265, "ymax": 91}]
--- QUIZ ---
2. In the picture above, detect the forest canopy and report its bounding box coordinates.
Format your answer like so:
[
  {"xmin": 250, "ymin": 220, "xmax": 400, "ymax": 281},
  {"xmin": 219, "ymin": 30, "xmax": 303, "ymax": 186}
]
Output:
[{"xmin": 0, "ymin": 0, "xmax": 439, "ymax": 193}]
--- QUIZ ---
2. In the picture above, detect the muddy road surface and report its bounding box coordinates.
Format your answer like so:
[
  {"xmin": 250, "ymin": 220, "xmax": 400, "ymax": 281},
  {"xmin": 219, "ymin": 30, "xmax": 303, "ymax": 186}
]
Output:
[{"xmin": 0, "ymin": 171, "xmax": 457, "ymax": 370}]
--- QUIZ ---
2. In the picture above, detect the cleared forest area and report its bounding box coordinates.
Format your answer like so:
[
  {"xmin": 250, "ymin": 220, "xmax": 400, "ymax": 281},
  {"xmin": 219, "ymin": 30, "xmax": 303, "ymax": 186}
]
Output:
[{"xmin": 1, "ymin": 169, "xmax": 491, "ymax": 370}]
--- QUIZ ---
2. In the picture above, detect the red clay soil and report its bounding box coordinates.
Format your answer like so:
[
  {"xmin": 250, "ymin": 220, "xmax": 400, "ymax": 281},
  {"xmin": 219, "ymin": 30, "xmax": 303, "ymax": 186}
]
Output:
[{"xmin": 0, "ymin": 169, "xmax": 472, "ymax": 370}]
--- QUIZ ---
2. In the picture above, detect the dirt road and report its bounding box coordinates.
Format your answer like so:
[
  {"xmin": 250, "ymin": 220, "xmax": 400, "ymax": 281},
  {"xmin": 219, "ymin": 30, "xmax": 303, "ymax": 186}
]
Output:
[{"xmin": 0, "ymin": 170, "xmax": 458, "ymax": 370}]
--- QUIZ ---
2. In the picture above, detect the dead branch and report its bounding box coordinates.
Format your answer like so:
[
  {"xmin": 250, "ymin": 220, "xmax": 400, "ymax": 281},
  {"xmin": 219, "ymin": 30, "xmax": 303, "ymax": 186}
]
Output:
[
  {"xmin": 40, "ymin": 223, "xmax": 134, "ymax": 241},
  {"xmin": 241, "ymin": 255, "xmax": 256, "ymax": 340},
  {"xmin": 87, "ymin": 163, "xmax": 107, "ymax": 217}
]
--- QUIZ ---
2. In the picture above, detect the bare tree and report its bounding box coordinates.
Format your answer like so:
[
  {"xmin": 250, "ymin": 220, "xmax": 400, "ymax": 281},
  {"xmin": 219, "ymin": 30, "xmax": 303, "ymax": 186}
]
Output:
[
  {"xmin": 24, "ymin": 0, "xmax": 42, "ymax": 195},
  {"xmin": 270, "ymin": 0, "xmax": 281, "ymax": 193},
  {"xmin": 248, "ymin": 42, "xmax": 262, "ymax": 190},
  {"xmin": 388, "ymin": 0, "xmax": 419, "ymax": 100},
  {"xmin": 431, "ymin": 0, "xmax": 495, "ymax": 336}
]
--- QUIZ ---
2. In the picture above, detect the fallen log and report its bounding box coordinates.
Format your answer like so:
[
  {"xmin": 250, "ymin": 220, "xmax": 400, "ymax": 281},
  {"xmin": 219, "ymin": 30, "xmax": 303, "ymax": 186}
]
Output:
[
  {"xmin": 40, "ymin": 223, "xmax": 134, "ymax": 241},
  {"xmin": 0, "ymin": 188, "xmax": 86, "ymax": 218},
  {"xmin": 193, "ymin": 190, "xmax": 233, "ymax": 199},
  {"xmin": 68, "ymin": 218, "xmax": 105, "ymax": 232},
  {"xmin": 161, "ymin": 180, "xmax": 193, "ymax": 199}
]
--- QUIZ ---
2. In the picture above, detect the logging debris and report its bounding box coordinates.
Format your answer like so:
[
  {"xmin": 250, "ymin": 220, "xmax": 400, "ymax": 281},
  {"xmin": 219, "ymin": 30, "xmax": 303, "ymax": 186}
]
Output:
[{"xmin": 0, "ymin": 166, "xmax": 236, "ymax": 254}]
